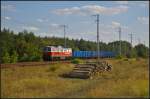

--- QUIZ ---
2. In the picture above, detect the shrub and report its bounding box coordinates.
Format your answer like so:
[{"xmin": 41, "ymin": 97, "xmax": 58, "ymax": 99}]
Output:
[
  {"xmin": 29, "ymin": 55, "xmax": 41, "ymax": 61},
  {"xmin": 10, "ymin": 51, "xmax": 18, "ymax": 63},
  {"xmin": 115, "ymin": 55, "xmax": 123, "ymax": 59},
  {"xmin": 19, "ymin": 54, "xmax": 30, "ymax": 62},
  {"xmin": 2, "ymin": 52, "xmax": 10, "ymax": 63},
  {"xmin": 136, "ymin": 57, "xmax": 141, "ymax": 61},
  {"xmin": 123, "ymin": 58, "xmax": 128, "ymax": 61},
  {"xmin": 19, "ymin": 54, "xmax": 41, "ymax": 62},
  {"xmin": 71, "ymin": 58, "xmax": 83, "ymax": 64},
  {"xmin": 47, "ymin": 64, "xmax": 59, "ymax": 72},
  {"xmin": 49, "ymin": 66, "xmax": 57, "ymax": 72},
  {"xmin": 126, "ymin": 49, "xmax": 137, "ymax": 58}
]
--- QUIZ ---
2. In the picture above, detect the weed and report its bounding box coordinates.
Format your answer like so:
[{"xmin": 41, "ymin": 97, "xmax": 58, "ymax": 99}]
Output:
[
  {"xmin": 115, "ymin": 55, "xmax": 123, "ymax": 59},
  {"xmin": 71, "ymin": 58, "xmax": 84, "ymax": 64},
  {"xmin": 46, "ymin": 64, "xmax": 59, "ymax": 72},
  {"xmin": 123, "ymin": 58, "xmax": 129, "ymax": 61}
]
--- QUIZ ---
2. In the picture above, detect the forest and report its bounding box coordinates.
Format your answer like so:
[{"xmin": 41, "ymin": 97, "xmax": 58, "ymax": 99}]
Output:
[{"xmin": 0, "ymin": 28, "xmax": 149, "ymax": 63}]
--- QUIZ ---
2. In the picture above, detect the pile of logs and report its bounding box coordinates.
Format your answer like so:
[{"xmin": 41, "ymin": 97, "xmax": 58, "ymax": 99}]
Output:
[{"xmin": 67, "ymin": 61, "xmax": 112, "ymax": 79}]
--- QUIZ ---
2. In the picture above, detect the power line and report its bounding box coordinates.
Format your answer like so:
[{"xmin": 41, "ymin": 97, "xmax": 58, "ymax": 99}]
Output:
[
  {"xmin": 124, "ymin": 40, "xmax": 127, "ymax": 56},
  {"xmin": 143, "ymin": 40, "xmax": 146, "ymax": 46},
  {"xmin": 92, "ymin": 14, "xmax": 100, "ymax": 62},
  {"xmin": 129, "ymin": 33, "xmax": 133, "ymax": 47},
  {"xmin": 60, "ymin": 25, "xmax": 68, "ymax": 48},
  {"xmin": 118, "ymin": 26, "xmax": 121, "ymax": 56},
  {"xmin": 113, "ymin": 40, "xmax": 115, "ymax": 52},
  {"xmin": 128, "ymin": 33, "xmax": 134, "ymax": 57},
  {"xmin": 138, "ymin": 38, "xmax": 141, "ymax": 44}
]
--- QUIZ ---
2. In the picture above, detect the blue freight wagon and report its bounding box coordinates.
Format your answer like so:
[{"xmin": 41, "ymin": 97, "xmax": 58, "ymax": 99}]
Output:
[
  {"xmin": 99, "ymin": 51, "xmax": 116, "ymax": 58},
  {"xmin": 72, "ymin": 51, "xmax": 116, "ymax": 58},
  {"xmin": 73, "ymin": 51, "xmax": 93, "ymax": 58}
]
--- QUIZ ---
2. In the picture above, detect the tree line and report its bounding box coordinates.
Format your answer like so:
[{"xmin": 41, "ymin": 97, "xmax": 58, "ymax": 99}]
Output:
[{"xmin": 0, "ymin": 28, "xmax": 149, "ymax": 63}]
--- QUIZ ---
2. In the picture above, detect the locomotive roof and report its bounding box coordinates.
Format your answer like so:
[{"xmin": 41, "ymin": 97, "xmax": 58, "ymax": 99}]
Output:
[{"xmin": 44, "ymin": 46, "xmax": 71, "ymax": 49}]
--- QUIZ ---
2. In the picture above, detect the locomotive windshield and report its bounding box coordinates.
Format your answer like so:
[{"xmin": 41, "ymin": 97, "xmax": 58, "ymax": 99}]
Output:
[{"xmin": 43, "ymin": 47, "xmax": 51, "ymax": 52}]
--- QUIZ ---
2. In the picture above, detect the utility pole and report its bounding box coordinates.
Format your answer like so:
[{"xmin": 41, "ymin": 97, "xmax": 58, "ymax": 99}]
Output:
[
  {"xmin": 143, "ymin": 40, "xmax": 147, "ymax": 57},
  {"xmin": 118, "ymin": 27, "xmax": 121, "ymax": 56},
  {"xmin": 92, "ymin": 14, "xmax": 100, "ymax": 62},
  {"xmin": 129, "ymin": 33, "xmax": 133, "ymax": 47},
  {"xmin": 128, "ymin": 33, "xmax": 133, "ymax": 57},
  {"xmin": 124, "ymin": 40, "xmax": 127, "ymax": 56},
  {"xmin": 143, "ymin": 41, "xmax": 146, "ymax": 46},
  {"xmin": 138, "ymin": 38, "xmax": 141, "ymax": 44},
  {"xmin": 60, "ymin": 25, "xmax": 67, "ymax": 48},
  {"xmin": 100, "ymin": 40, "xmax": 102, "ymax": 56},
  {"xmin": 113, "ymin": 40, "xmax": 115, "ymax": 52},
  {"xmin": 113, "ymin": 32, "xmax": 116, "ymax": 52}
]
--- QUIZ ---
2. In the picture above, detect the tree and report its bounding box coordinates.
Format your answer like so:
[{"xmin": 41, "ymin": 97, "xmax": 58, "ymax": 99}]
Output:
[
  {"xmin": 1, "ymin": 28, "xmax": 149, "ymax": 63},
  {"xmin": 134, "ymin": 44, "xmax": 149, "ymax": 58},
  {"xmin": 78, "ymin": 38, "xmax": 87, "ymax": 50},
  {"xmin": 2, "ymin": 51, "xmax": 10, "ymax": 63},
  {"xmin": 10, "ymin": 51, "xmax": 18, "ymax": 63}
]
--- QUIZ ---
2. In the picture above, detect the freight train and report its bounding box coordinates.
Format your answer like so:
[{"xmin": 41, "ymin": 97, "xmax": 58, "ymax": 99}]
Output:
[{"xmin": 43, "ymin": 46, "xmax": 116, "ymax": 61}]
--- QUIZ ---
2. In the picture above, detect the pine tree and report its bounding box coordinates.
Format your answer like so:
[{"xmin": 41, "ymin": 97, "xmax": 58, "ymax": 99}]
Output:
[
  {"xmin": 10, "ymin": 51, "xmax": 18, "ymax": 63},
  {"xmin": 2, "ymin": 51, "xmax": 10, "ymax": 63}
]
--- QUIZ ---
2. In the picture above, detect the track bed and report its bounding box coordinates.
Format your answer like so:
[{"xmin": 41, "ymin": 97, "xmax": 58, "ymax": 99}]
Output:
[{"xmin": 0, "ymin": 61, "xmax": 71, "ymax": 68}]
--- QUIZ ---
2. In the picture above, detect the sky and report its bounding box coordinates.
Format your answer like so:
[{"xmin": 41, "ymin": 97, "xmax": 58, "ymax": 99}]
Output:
[{"xmin": 1, "ymin": 1, "xmax": 149, "ymax": 47}]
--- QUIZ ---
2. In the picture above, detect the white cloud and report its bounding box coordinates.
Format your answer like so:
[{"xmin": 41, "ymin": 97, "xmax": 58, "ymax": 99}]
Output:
[
  {"xmin": 48, "ymin": 23, "xmax": 63, "ymax": 33},
  {"xmin": 115, "ymin": 1, "xmax": 128, "ymax": 4},
  {"xmin": 111, "ymin": 21, "xmax": 128, "ymax": 30},
  {"xmin": 50, "ymin": 23, "xmax": 60, "ymax": 27},
  {"xmin": 1, "ymin": 4, "xmax": 16, "ymax": 11},
  {"xmin": 111, "ymin": 21, "xmax": 121, "ymax": 28},
  {"xmin": 142, "ymin": 1, "xmax": 149, "ymax": 7},
  {"xmin": 122, "ymin": 26, "xmax": 128, "ymax": 29},
  {"xmin": 134, "ymin": 1, "xmax": 149, "ymax": 7},
  {"xmin": 137, "ymin": 17, "xmax": 149, "ymax": 25},
  {"xmin": 37, "ymin": 19, "xmax": 44, "ymax": 22},
  {"xmin": 37, "ymin": 18, "xmax": 48, "ymax": 22},
  {"xmin": 139, "ymin": 3, "xmax": 148, "ymax": 7},
  {"xmin": 80, "ymin": 21, "xmax": 91, "ymax": 24},
  {"xmin": 4, "ymin": 16, "xmax": 11, "ymax": 20},
  {"xmin": 128, "ymin": 1, "xmax": 148, "ymax": 7},
  {"xmin": 52, "ymin": 5, "xmax": 129, "ymax": 16},
  {"xmin": 115, "ymin": 1, "xmax": 149, "ymax": 8},
  {"xmin": 22, "ymin": 26, "xmax": 39, "ymax": 31},
  {"xmin": 53, "ymin": 6, "xmax": 82, "ymax": 15},
  {"xmin": 38, "ymin": 32, "xmax": 49, "ymax": 36}
]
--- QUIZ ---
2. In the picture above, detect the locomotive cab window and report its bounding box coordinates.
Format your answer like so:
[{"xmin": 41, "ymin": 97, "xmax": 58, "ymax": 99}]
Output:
[{"xmin": 43, "ymin": 47, "xmax": 51, "ymax": 52}]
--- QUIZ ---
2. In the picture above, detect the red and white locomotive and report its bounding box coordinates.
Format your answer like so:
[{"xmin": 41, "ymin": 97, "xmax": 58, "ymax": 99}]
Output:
[{"xmin": 43, "ymin": 46, "xmax": 72, "ymax": 61}]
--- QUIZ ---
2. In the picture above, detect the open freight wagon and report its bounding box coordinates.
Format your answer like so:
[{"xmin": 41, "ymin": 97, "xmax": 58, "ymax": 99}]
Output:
[{"xmin": 72, "ymin": 51, "xmax": 116, "ymax": 58}]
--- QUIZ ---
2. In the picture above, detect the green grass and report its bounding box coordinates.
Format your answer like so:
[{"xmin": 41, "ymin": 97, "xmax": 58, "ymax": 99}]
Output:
[
  {"xmin": 1, "ymin": 58, "xmax": 149, "ymax": 98},
  {"xmin": 71, "ymin": 58, "xmax": 85, "ymax": 64}
]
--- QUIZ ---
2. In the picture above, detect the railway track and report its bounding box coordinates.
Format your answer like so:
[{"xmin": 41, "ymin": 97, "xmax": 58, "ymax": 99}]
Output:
[{"xmin": 0, "ymin": 61, "xmax": 71, "ymax": 68}]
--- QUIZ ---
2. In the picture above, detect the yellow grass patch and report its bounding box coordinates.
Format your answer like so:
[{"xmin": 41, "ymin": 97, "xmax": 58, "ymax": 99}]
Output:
[{"xmin": 1, "ymin": 59, "xmax": 149, "ymax": 98}]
